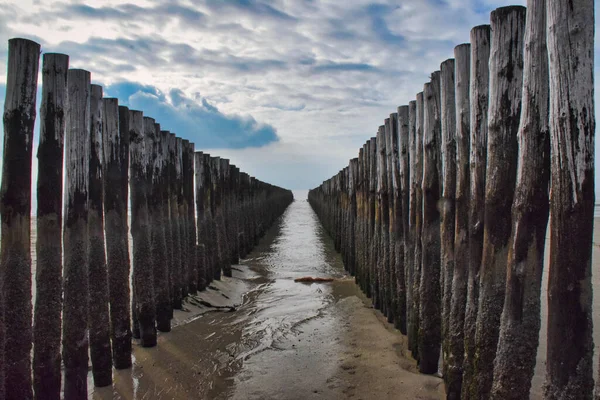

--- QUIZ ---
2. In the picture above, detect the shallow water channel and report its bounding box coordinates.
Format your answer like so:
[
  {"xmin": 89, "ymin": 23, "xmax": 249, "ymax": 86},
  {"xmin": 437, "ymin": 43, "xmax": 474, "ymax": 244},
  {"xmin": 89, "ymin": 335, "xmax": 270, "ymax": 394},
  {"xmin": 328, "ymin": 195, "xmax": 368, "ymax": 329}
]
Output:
[{"xmin": 92, "ymin": 191, "xmax": 376, "ymax": 399}]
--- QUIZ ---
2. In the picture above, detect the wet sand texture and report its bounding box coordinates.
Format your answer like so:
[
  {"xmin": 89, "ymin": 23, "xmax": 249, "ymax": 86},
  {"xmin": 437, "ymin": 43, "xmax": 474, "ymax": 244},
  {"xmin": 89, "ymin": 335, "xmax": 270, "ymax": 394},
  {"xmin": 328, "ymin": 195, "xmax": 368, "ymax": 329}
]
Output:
[{"xmin": 308, "ymin": 2, "xmax": 595, "ymax": 399}]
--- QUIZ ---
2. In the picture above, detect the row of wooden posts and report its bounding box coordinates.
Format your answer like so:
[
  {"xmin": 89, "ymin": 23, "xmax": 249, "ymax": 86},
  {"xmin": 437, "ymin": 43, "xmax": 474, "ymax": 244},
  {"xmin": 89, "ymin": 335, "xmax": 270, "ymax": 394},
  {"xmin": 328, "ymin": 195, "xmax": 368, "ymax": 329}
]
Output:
[
  {"xmin": 0, "ymin": 38, "xmax": 294, "ymax": 400},
  {"xmin": 309, "ymin": 2, "xmax": 595, "ymax": 400}
]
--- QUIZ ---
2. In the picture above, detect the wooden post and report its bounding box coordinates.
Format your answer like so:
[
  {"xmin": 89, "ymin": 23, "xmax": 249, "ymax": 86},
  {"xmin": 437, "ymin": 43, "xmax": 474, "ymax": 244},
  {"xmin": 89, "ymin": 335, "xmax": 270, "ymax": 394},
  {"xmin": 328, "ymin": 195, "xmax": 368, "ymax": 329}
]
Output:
[
  {"xmin": 462, "ymin": 25, "xmax": 491, "ymax": 399},
  {"xmin": 397, "ymin": 106, "xmax": 410, "ymax": 335},
  {"xmin": 545, "ymin": 0, "xmax": 595, "ymax": 398},
  {"xmin": 472, "ymin": 7, "xmax": 525, "ymax": 398},
  {"xmin": 385, "ymin": 117, "xmax": 397, "ymax": 324},
  {"xmin": 177, "ymin": 138, "xmax": 188, "ymax": 297},
  {"xmin": 149, "ymin": 122, "xmax": 170, "ymax": 333},
  {"xmin": 1, "ymin": 38, "xmax": 39, "ymax": 400},
  {"xmin": 220, "ymin": 159, "xmax": 233, "ymax": 277},
  {"xmin": 211, "ymin": 156, "xmax": 223, "ymax": 280},
  {"xmin": 62, "ymin": 68, "xmax": 91, "ymax": 399},
  {"xmin": 376, "ymin": 124, "xmax": 390, "ymax": 317},
  {"xmin": 186, "ymin": 142, "xmax": 198, "ymax": 292},
  {"xmin": 491, "ymin": 1, "xmax": 549, "ymax": 398},
  {"xmin": 195, "ymin": 151, "xmax": 208, "ymax": 290},
  {"xmin": 411, "ymin": 92, "xmax": 424, "ymax": 361},
  {"xmin": 160, "ymin": 130, "xmax": 174, "ymax": 320},
  {"xmin": 103, "ymin": 102, "xmax": 132, "ymax": 369},
  {"xmin": 368, "ymin": 137, "xmax": 378, "ymax": 305},
  {"xmin": 129, "ymin": 111, "xmax": 156, "ymax": 348},
  {"xmin": 407, "ymin": 99, "xmax": 418, "ymax": 355},
  {"xmin": 33, "ymin": 52, "xmax": 68, "ymax": 400},
  {"xmin": 169, "ymin": 133, "xmax": 183, "ymax": 309},
  {"xmin": 440, "ymin": 58, "xmax": 456, "ymax": 383},
  {"xmin": 419, "ymin": 73, "xmax": 442, "ymax": 375},
  {"xmin": 447, "ymin": 42, "xmax": 471, "ymax": 400},
  {"xmin": 88, "ymin": 84, "xmax": 112, "ymax": 387}
]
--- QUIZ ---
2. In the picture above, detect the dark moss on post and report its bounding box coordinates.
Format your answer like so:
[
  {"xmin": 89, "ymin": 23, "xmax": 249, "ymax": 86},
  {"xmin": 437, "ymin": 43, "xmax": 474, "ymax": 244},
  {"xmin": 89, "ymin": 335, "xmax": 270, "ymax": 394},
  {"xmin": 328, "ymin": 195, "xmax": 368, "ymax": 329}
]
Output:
[
  {"xmin": 129, "ymin": 112, "xmax": 156, "ymax": 348},
  {"xmin": 418, "ymin": 74, "xmax": 442, "ymax": 375},
  {"xmin": 88, "ymin": 84, "xmax": 113, "ymax": 387},
  {"xmin": 62, "ymin": 68, "xmax": 91, "ymax": 400},
  {"xmin": 472, "ymin": 7, "xmax": 525, "ymax": 399},
  {"xmin": 447, "ymin": 42, "xmax": 471, "ymax": 400},
  {"xmin": 33, "ymin": 52, "xmax": 68, "ymax": 400},
  {"xmin": 103, "ymin": 103, "xmax": 132, "ymax": 370},
  {"xmin": 545, "ymin": 0, "xmax": 595, "ymax": 398},
  {"xmin": 462, "ymin": 25, "xmax": 491, "ymax": 399}
]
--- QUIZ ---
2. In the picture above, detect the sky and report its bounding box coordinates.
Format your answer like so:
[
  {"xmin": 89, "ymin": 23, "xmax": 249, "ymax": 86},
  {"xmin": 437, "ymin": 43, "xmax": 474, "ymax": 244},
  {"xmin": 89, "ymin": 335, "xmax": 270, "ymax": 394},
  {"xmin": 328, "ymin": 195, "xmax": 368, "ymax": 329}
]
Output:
[{"xmin": 0, "ymin": 0, "xmax": 598, "ymax": 192}]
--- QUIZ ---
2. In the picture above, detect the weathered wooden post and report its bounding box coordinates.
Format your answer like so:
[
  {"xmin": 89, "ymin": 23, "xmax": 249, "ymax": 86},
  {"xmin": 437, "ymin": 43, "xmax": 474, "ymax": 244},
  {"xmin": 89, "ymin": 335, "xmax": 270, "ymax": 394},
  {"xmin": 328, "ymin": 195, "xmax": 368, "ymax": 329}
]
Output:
[
  {"xmin": 195, "ymin": 151, "xmax": 208, "ymax": 290},
  {"xmin": 462, "ymin": 25, "xmax": 491, "ymax": 399},
  {"xmin": 545, "ymin": 0, "xmax": 595, "ymax": 398},
  {"xmin": 397, "ymin": 106, "xmax": 410, "ymax": 335},
  {"xmin": 177, "ymin": 138, "xmax": 189, "ymax": 297},
  {"xmin": 160, "ymin": 130, "xmax": 174, "ymax": 319},
  {"xmin": 62, "ymin": 68, "xmax": 91, "ymax": 399},
  {"xmin": 419, "ymin": 73, "xmax": 442, "ymax": 375},
  {"xmin": 88, "ymin": 84, "xmax": 112, "ymax": 387},
  {"xmin": 33, "ymin": 52, "xmax": 68, "ymax": 400},
  {"xmin": 221, "ymin": 158, "xmax": 233, "ymax": 277},
  {"xmin": 149, "ymin": 122, "xmax": 170, "ymax": 332},
  {"xmin": 211, "ymin": 156, "xmax": 223, "ymax": 280},
  {"xmin": 129, "ymin": 112, "xmax": 156, "ymax": 348},
  {"xmin": 1, "ymin": 38, "xmax": 39, "ymax": 400},
  {"xmin": 472, "ymin": 7, "xmax": 525, "ymax": 398},
  {"xmin": 440, "ymin": 58, "xmax": 456, "ymax": 382},
  {"xmin": 368, "ymin": 138, "xmax": 377, "ymax": 303},
  {"xmin": 169, "ymin": 133, "xmax": 183, "ymax": 309},
  {"xmin": 411, "ymin": 92, "xmax": 424, "ymax": 361},
  {"xmin": 377, "ymin": 124, "xmax": 390, "ymax": 317},
  {"xmin": 103, "ymin": 102, "xmax": 132, "ymax": 369},
  {"xmin": 407, "ymin": 99, "xmax": 418, "ymax": 355},
  {"xmin": 447, "ymin": 42, "xmax": 471, "ymax": 400},
  {"xmin": 490, "ymin": 1, "xmax": 549, "ymax": 398},
  {"xmin": 386, "ymin": 117, "xmax": 397, "ymax": 324},
  {"xmin": 186, "ymin": 142, "xmax": 198, "ymax": 292}
]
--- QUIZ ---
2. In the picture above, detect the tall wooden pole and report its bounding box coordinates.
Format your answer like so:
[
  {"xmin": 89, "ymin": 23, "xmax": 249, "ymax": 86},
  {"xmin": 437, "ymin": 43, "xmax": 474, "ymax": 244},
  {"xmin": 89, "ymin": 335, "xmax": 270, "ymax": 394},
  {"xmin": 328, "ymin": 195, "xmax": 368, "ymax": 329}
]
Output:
[
  {"xmin": 472, "ymin": 7, "xmax": 525, "ymax": 399},
  {"xmin": 150, "ymin": 123, "xmax": 170, "ymax": 332},
  {"xmin": 103, "ymin": 103, "xmax": 132, "ymax": 369},
  {"xmin": 419, "ymin": 73, "xmax": 442, "ymax": 375},
  {"xmin": 462, "ymin": 25, "xmax": 491, "ymax": 399},
  {"xmin": 169, "ymin": 133, "xmax": 183, "ymax": 309},
  {"xmin": 440, "ymin": 58, "xmax": 456, "ymax": 383},
  {"xmin": 397, "ymin": 106, "xmax": 410, "ymax": 335},
  {"xmin": 88, "ymin": 84, "xmax": 112, "ymax": 387},
  {"xmin": 491, "ymin": 1, "xmax": 549, "ymax": 398},
  {"xmin": 33, "ymin": 52, "xmax": 68, "ymax": 400},
  {"xmin": 1, "ymin": 38, "xmax": 39, "ymax": 400},
  {"xmin": 62, "ymin": 68, "xmax": 91, "ymax": 400},
  {"xmin": 447, "ymin": 42, "xmax": 471, "ymax": 400},
  {"xmin": 129, "ymin": 112, "xmax": 156, "ymax": 348},
  {"xmin": 407, "ymin": 99, "xmax": 418, "ymax": 355},
  {"xmin": 186, "ymin": 142, "xmax": 198, "ymax": 291},
  {"xmin": 545, "ymin": 0, "xmax": 595, "ymax": 398},
  {"xmin": 177, "ymin": 138, "xmax": 188, "ymax": 296}
]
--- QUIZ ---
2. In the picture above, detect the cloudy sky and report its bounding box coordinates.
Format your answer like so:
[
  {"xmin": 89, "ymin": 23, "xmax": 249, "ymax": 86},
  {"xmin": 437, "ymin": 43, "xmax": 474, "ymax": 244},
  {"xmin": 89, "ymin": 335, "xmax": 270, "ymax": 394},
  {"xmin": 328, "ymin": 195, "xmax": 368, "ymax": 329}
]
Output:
[{"xmin": 0, "ymin": 0, "xmax": 598, "ymax": 192}]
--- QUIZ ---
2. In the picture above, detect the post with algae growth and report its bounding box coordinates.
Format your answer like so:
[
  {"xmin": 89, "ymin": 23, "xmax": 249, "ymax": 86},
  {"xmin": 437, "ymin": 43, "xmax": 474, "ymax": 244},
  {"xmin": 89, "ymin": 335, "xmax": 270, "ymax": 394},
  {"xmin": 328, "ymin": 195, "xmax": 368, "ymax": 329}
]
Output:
[
  {"xmin": 103, "ymin": 102, "xmax": 133, "ymax": 370},
  {"xmin": 1, "ymin": 38, "xmax": 40, "ymax": 400},
  {"xmin": 33, "ymin": 52, "xmax": 68, "ymax": 400},
  {"xmin": 418, "ymin": 73, "xmax": 442, "ymax": 375},
  {"xmin": 462, "ymin": 24, "xmax": 491, "ymax": 399},
  {"xmin": 62, "ymin": 68, "xmax": 91, "ymax": 399},
  {"xmin": 491, "ymin": 0, "xmax": 549, "ymax": 398},
  {"xmin": 88, "ymin": 84, "xmax": 113, "ymax": 387},
  {"xmin": 472, "ymin": 7, "xmax": 525, "ymax": 399},
  {"xmin": 545, "ymin": 0, "xmax": 595, "ymax": 398}
]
